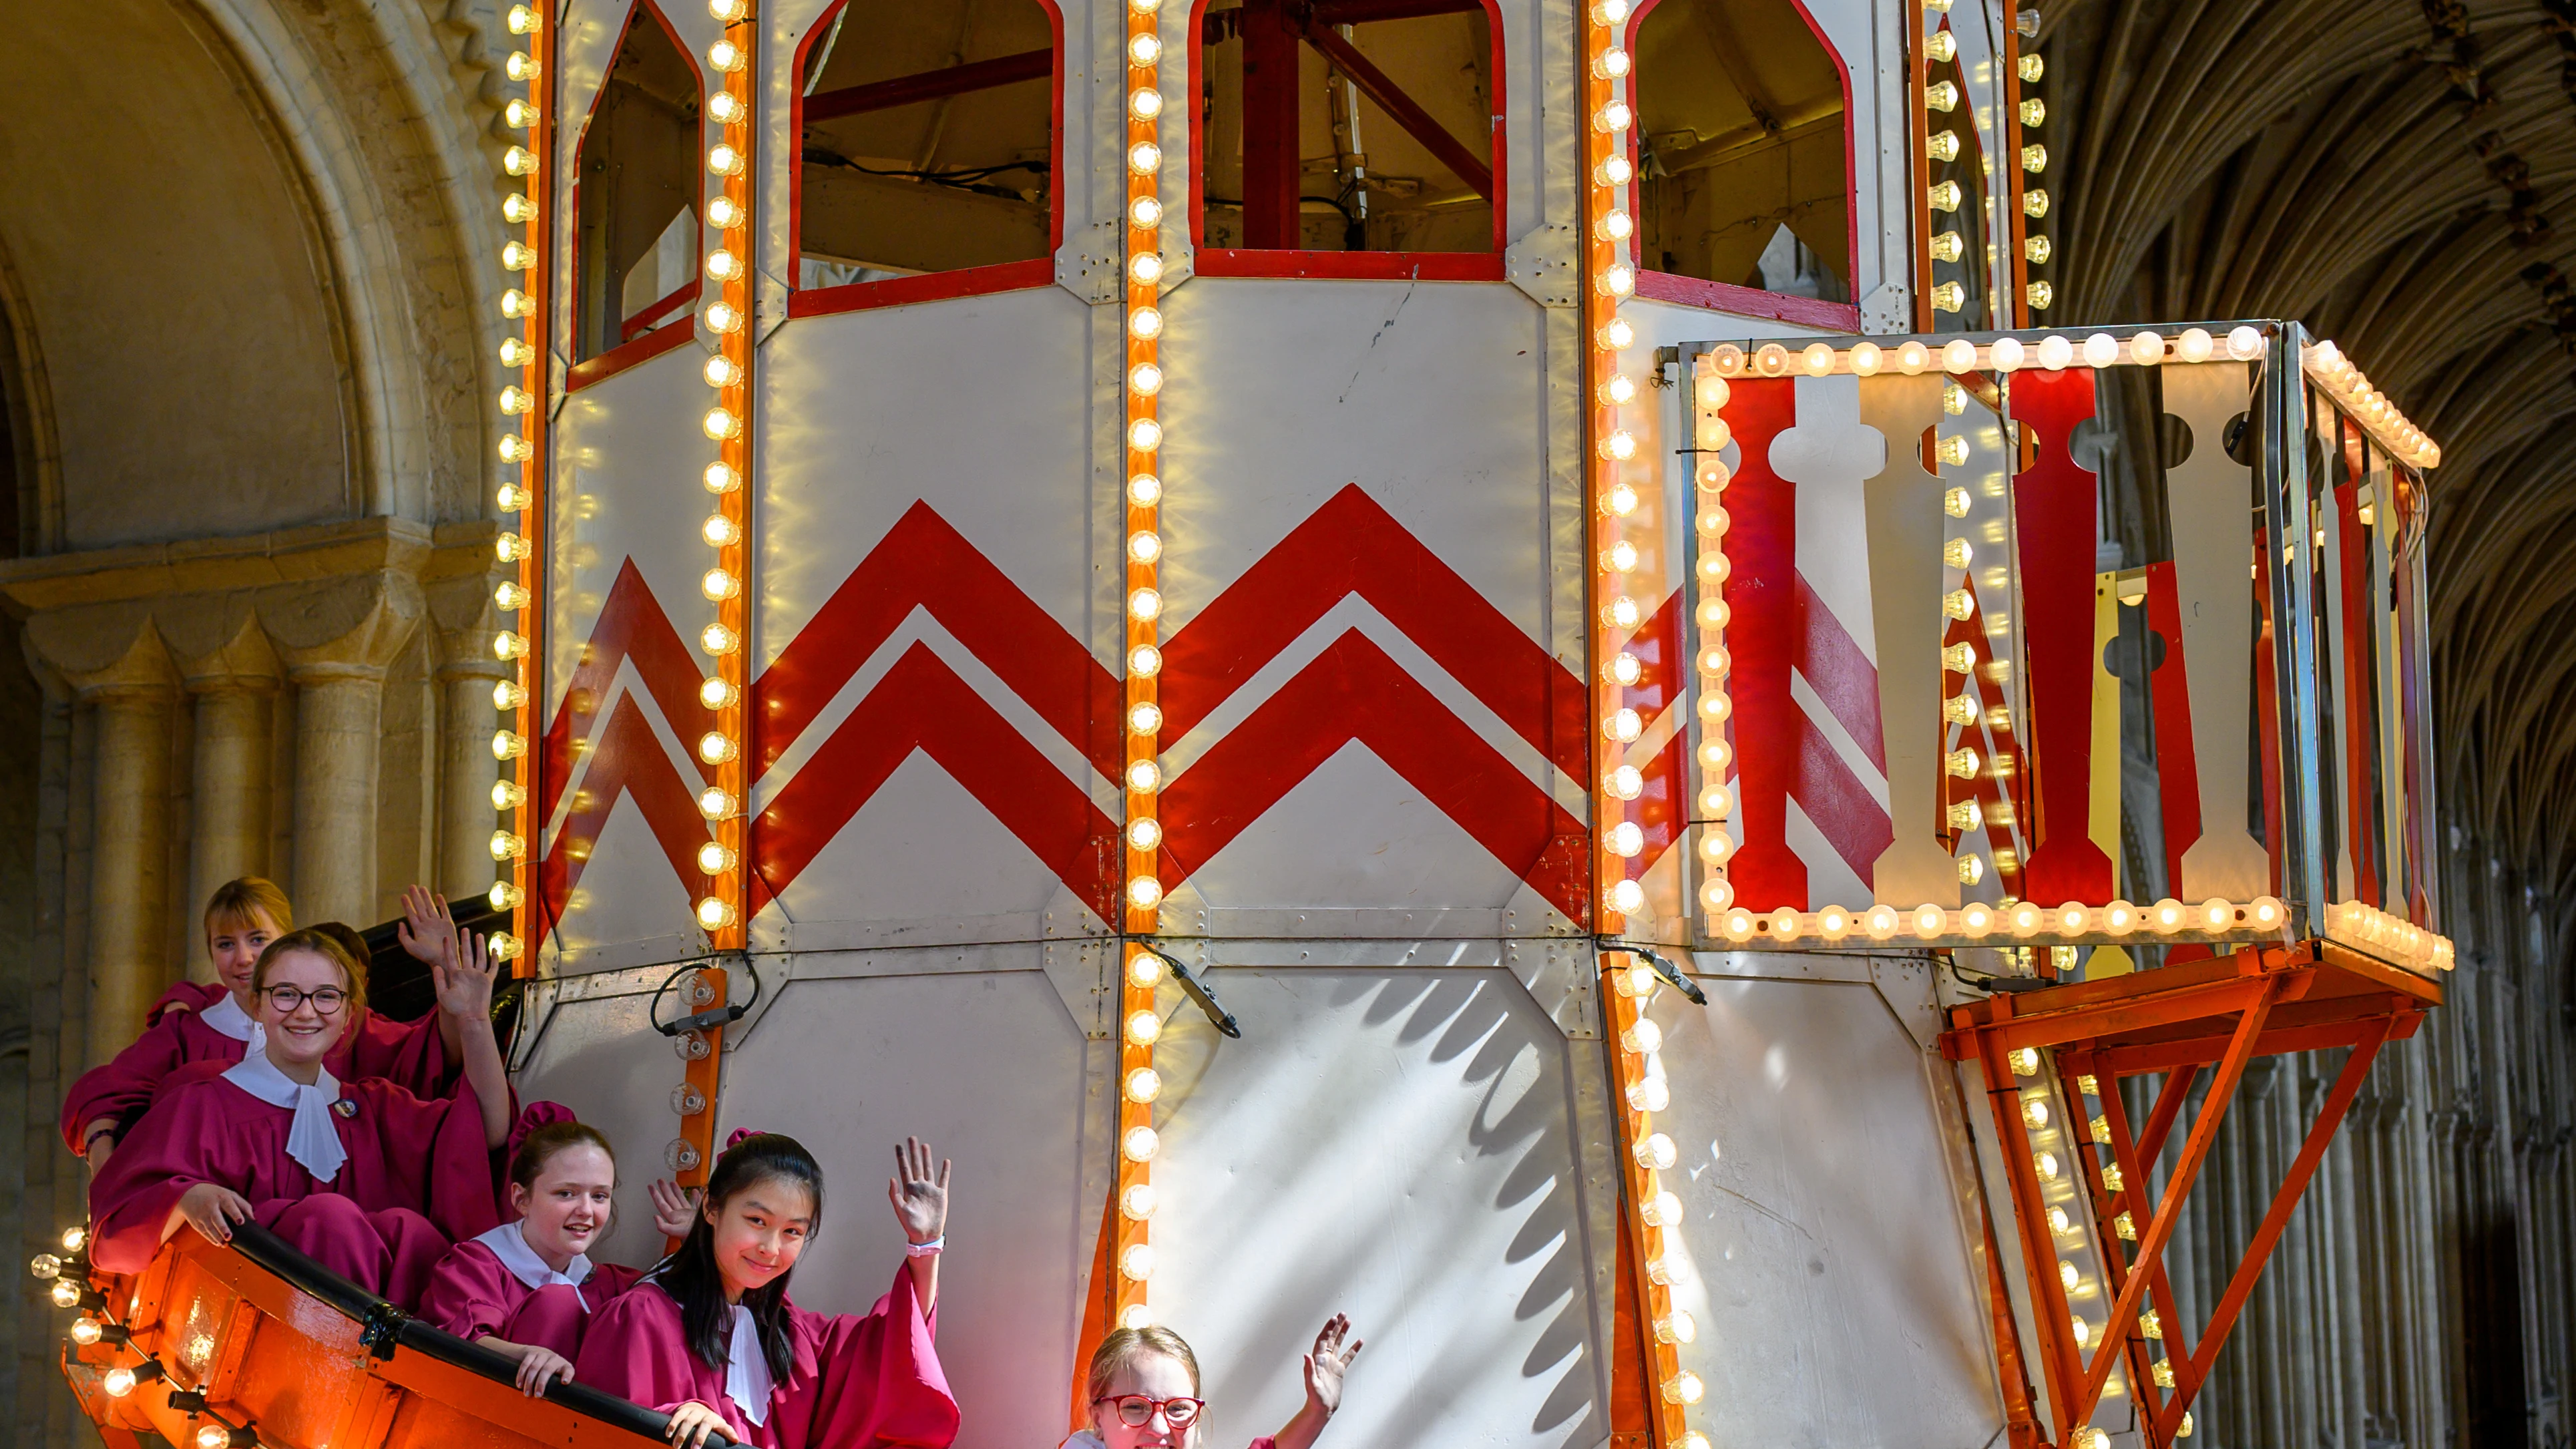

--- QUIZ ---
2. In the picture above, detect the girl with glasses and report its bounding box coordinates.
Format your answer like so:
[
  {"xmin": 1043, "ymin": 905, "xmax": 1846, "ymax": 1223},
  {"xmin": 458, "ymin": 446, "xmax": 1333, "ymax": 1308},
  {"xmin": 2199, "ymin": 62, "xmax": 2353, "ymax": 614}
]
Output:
[
  {"xmin": 1069, "ymin": 1318, "xmax": 1363, "ymax": 1449},
  {"xmin": 83, "ymin": 925, "xmax": 517, "ymax": 1306},
  {"xmin": 62, "ymin": 880, "xmax": 473, "ymax": 1169},
  {"xmin": 574, "ymin": 1130, "xmax": 961, "ymax": 1449}
]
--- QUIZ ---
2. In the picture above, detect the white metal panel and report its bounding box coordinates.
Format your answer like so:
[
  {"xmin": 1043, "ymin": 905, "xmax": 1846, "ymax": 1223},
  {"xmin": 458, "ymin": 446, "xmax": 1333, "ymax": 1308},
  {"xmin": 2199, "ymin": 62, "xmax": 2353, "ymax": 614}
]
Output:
[
  {"xmin": 510, "ymin": 978, "xmax": 705, "ymax": 1271},
  {"xmin": 712, "ymin": 964, "xmax": 1104, "ymax": 1449},
  {"xmin": 1150, "ymin": 966, "xmax": 1616, "ymax": 1449},
  {"xmin": 1649, "ymin": 971, "xmax": 2003, "ymax": 1447}
]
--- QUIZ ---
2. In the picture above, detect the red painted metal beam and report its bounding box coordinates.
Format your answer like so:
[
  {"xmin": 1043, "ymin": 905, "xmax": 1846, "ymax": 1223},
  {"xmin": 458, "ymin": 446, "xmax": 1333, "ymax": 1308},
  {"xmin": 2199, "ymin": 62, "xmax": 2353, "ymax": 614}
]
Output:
[
  {"xmin": 803, "ymin": 48, "xmax": 1052, "ymax": 124},
  {"xmin": 1238, "ymin": 0, "xmax": 1304, "ymax": 247},
  {"xmin": 1311, "ymin": 0, "xmax": 1481, "ymax": 21},
  {"xmin": 1297, "ymin": 16, "xmax": 1495, "ymax": 200}
]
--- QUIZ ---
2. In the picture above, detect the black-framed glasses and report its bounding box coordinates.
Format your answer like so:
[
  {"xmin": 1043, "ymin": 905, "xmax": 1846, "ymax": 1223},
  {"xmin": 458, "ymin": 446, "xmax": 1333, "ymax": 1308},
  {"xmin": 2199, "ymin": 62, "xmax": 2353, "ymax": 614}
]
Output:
[
  {"xmin": 1096, "ymin": 1394, "xmax": 1204, "ymax": 1428},
  {"xmin": 261, "ymin": 986, "xmax": 349, "ymax": 1016}
]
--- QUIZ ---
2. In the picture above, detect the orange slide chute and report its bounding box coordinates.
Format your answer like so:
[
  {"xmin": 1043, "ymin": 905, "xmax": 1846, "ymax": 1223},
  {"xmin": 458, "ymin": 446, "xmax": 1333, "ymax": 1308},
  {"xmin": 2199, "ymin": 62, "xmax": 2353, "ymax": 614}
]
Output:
[{"xmin": 55, "ymin": 1222, "xmax": 734, "ymax": 1449}]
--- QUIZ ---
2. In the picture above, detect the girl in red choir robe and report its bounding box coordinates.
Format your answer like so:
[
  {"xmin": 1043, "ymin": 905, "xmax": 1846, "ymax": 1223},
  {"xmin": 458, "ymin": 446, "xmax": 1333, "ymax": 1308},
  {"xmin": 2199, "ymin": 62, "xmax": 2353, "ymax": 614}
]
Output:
[
  {"xmin": 1061, "ymin": 1320, "xmax": 1363, "ymax": 1449},
  {"xmin": 417, "ymin": 1112, "xmax": 701, "ymax": 1395},
  {"xmin": 85, "ymin": 925, "xmax": 515, "ymax": 1307},
  {"xmin": 65, "ymin": 881, "xmax": 471, "ymax": 1165},
  {"xmin": 574, "ymin": 1132, "xmax": 959, "ymax": 1449}
]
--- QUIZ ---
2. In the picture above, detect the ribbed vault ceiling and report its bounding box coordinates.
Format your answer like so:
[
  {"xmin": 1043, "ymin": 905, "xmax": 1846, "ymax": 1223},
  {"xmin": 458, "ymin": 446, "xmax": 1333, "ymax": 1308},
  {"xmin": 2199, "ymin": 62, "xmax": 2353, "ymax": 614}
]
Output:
[{"xmin": 2041, "ymin": 0, "xmax": 2576, "ymax": 906}]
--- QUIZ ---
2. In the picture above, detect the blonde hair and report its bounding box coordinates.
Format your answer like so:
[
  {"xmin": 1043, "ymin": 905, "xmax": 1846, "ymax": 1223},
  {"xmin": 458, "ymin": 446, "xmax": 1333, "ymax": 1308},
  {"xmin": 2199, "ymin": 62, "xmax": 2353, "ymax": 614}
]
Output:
[
  {"xmin": 250, "ymin": 927, "xmax": 369, "ymax": 1018},
  {"xmin": 205, "ymin": 877, "xmax": 292, "ymax": 944},
  {"xmin": 1086, "ymin": 1325, "xmax": 1202, "ymax": 1406}
]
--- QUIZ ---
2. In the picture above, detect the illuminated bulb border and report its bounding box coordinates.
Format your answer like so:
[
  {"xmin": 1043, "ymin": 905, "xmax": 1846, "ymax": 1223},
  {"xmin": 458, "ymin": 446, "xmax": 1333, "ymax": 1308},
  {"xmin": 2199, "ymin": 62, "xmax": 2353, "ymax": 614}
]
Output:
[
  {"xmin": 1601, "ymin": 953, "xmax": 1701, "ymax": 1441},
  {"xmin": 1588, "ymin": 0, "xmax": 1645, "ymax": 936},
  {"xmin": 483, "ymin": 0, "xmax": 552, "ymax": 959},
  {"xmin": 1701, "ymin": 331, "xmax": 2438, "ymax": 469},
  {"xmin": 1114, "ymin": 0, "xmax": 1168, "ymax": 1335},
  {"xmin": 691, "ymin": 0, "xmax": 755, "ymax": 948},
  {"xmin": 2320, "ymin": 899, "xmax": 2454, "ymax": 972},
  {"xmin": 1711, "ymin": 895, "xmax": 2298, "ymax": 951}
]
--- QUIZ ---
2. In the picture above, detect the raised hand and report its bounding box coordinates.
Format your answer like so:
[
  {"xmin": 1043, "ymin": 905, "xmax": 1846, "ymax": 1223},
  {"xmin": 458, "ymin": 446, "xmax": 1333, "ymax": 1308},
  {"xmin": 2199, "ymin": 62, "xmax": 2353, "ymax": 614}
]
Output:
[
  {"xmin": 887, "ymin": 1136, "xmax": 950, "ymax": 1245},
  {"xmin": 1302, "ymin": 1315, "xmax": 1363, "ymax": 1417},
  {"xmin": 437, "ymin": 929, "xmax": 499, "ymax": 1021},
  {"xmin": 650, "ymin": 1177, "xmax": 700, "ymax": 1239},
  {"xmin": 395, "ymin": 885, "xmax": 459, "ymax": 968}
]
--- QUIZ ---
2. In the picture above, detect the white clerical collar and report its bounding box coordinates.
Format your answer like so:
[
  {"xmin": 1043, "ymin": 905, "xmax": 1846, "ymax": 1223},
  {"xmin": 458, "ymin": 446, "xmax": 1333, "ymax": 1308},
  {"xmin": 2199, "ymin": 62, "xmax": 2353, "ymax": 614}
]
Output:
[
  {"xmin": 200, "ymin": 992, "xmax": 258, "ymax": 1045},
  {"xmin": 724, "ymin": 1305, "xmax": 774, "ymax": 1426},
  {"xmin": 221, "ymin": 1047, "xmax": 347, "ymax": 1184},
  {"xmin": 474, "ymin": 1221, "xmax": 596, "ymax": 1306}
]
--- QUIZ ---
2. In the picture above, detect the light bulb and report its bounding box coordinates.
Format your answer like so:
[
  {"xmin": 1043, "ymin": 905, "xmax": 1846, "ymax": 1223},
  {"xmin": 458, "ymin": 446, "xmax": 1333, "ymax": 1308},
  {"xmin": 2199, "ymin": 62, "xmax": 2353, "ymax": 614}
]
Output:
[
  {"xmin": 704, "ymin": 355, "xmax": 742, "ymax": 389},
  {"xmin": 1597, "ymin": 263, "xmax": 1635, "ymax": 297},
  {"xmin": 702, "ymin": 568, "xmax": 739, "ymax": 600},
  {"xmin": 2047, "ymin": 1206, "xmax": 2071, "ymax": 1234},
  {"xmin": 1128, "ymin": 142, "xmax": 1162, "ymax": 174},
  {"xmin": 101, "ymin": 1366, "xmax": 136, "ymax": 1398},
  {"xmin": 698, "ymin": 733, "xmax": 738, "ymax": 764},
  {"xmin": 501, "ymin": 239, "xmax": 535, "ymax": 269},
  {"xmin": 1928, "ymin": 180, "xmax": 1962, "ymax": 212},
  {"xmin": 698, "ymin": 841, "xmax": 736, "ymax": 873},
  {"xmin": 1946, "ymin": 747, "xmax": 1982, "ymax": 777},
  {"xmin": 1128, "ymin": 587, "xmax": 1163, "ymax": 620},
  {"xmin": 2027, "ymin": 280, "xmax": 2056, "ymax": 310},
  {"xmin": 1120, "ymin": 1183, "xmax": 1158, "ymax": 1221},
  {"xmin": 708, "ymin": 39, "xmax": 744, "ymax": 71},
  {"xmin": 2023, "ymin": 189, "xmax": 2051, "ymax": 218},
  {"xmin": 1591, "ymin": 47, "xmax": 1631, "ymax": 79},
  {"xmin": 2008, "ymin": 1046, "xmax": 2040, "ymax": 1076},
  {"xmin": 1128, "ymin": 32, "xmax": 1162, "ymax": 64},
  {"xmin": 1654, "ymin": 1309, "xmax": 1697, "ymax": 1344},
  {"xmin": 708, "ymin": 89, "xmax": 746, "ymax": 124},
  {"xmin": 1126, "ymin": 760, "xmax": 1162, "ymax": 793},
  {"xmin": 698, "ymin": 787, "xmax": 736, "ymax": 819},
  {"xmin": 507, "ymin": 3, "xmax": 538, "ymax": 31},
  {"xmin": 1127, "ymin": 875, "xmax": 1164, "ymax": 909},
  {"xmin": 1602, "ymin": 706, "xmax": 1641, "ymax": 741},
  {"xmin": 700, "ymin": 676, "xmax": 738, "ymax": 708},
  {"xmin": 503, "ymin": 192, "xmax": 536, "ymax": 222},
  {"xmin": 1128, "ymin": 702, "xmax": 1163, "ymax": 735},
  {"xmin": 1928, "ymin": 129, "xmax": 1959, "ymax": 162},
  {"xmin": 1594, "ymin": 154, "xmax": 1634, "ymax": 186},
  {"xmin": 1124, "ymin": 1067, "xmax": 1162, "ymax": 1102},
  {"xmin": 1130, "ymin": 196, "xmax": 1164, "ymax": 228},
  {"xmin": 2021, "ymin": 144, "xmax": 2047, "ymax": 173},
  {"xmin": 1661, "ymin": 1371, "xmax": 1704, "ymax": 1406},
  {"xmin": 1119, "ymin": 1243, "xmax": 1155, "ymax": 1281},
  {"xmin": 489, "ymin": 881, "xmax": 523, "ymax": 909},
  {"xmin": 1597, "ymin": 317, "xmax": 1635, "ymax": 349},
  {"xmin": 492, "ymin": 730, "xmax": 527, "ymax": 760},
  {"xmin": 1592, "ymin": 101, "xmax": 1633, "ymax": 132},
  {"xmin": 2028, "ymin": 234, "xmax": 2055, "ymax": 265},
  {"xmin": 62, "ymin": 1228, "xmax": 87, "ymax": 1253},
  {"xmin": 2034, "ymin": 1151, "xmax": 2060, "ymax": 1181},
  {"xmin": 705, "ymin": 461, "xmax": 742, "ymax": 493},
  {"xmin": 506, "ymin": 49, "xmax": 540, "ymax": 80},
  {"xmin": 2021, "ymin": 97, "xmax": 2046, "ymax": 125},
  {"xmin": 1590, "ymin": 0, "xmax": 1631, "ymax": 20},
  {"xmin": 708, "ymin": 196, "xmax": 744, "ymax": 229},
  {"xmin": 1128, "ymin": 86, "xmax": 1163, "ymax": 119},
  {"xmin": 1625, "ymin": 1076, "xmax": 1670, "ymax": 1112},
  {"xmin": 1926, "ymin": 30, "xmax": 1956, "ymax": 61},
  {"xmin": 69, "ymin": 1317, "xmax": 101, "ymax": 1346},
  {"xmin": 1129, "ymin": 363, "xmax": 1164, "ymax": 395},
  {"xmin": 493, "ymin": 678, "xmax": 527, "ymax": 710},
  {"xmin": 1621, "ymin": 1018, "xmax": 1662, "ymax": 1054},
  {"xmin": 696, "ymin": 896, "xmax": 737, "ymax": 929},
  {"xmin": 1635, "ymin": 1133, "xmax": 1677, "ymax": 1169},
  {"xmin": 29, "ymin": 1254, "xmax": 60, "ymax": 1281},
  {"xmin": 1606, "ymin": 821, "xmax": 1643, "ymax": 857},
  {"xmin": 500, "ymin": 288, "xmax": 534, "ymax": 319},
  {"xmin": 495, "ymin": 531, "xmax": 531, "ymax": 562},
  {"xmin": 702, "ymin": 512, "xmax": 741, "ymax": 546},
  {"xmin": 706, "ymin": 300, "xmax": 744, "ymax": 332},
  {"xmin": 49, "ymin": 1278, "xmax": 81, "ymax": 1308},
  {"xmin": 1128, "ymin": 306, "xmax": 1163, "ymax": 340},
  {"xmin": 1122, "ymin": 1121, "xmax": 1160, "ymax": 1157},
  {"xmin": 1126, "ymin": 819, "xmax": 1163, "ymax": 852},
  {"xmin": 2019, "ymin": 52, "xmax": 2045, "ymax": 81},
  {"xmin": 490, "ymin": 829, "xmax": 525, "ymax": 860},
  {"xmin": 1931, "ymin": 280, "xmax": 1964, "ymax": 313},
  {"xmin": 1604, "ymin": 765, "xmax": 1644, "ymax": 801},
  {"xmin": 1927, "ymin": 80, "xmax": 1958, "ymax": 111},
  {"xmin": 1128, "ymin": 644, "xmax": 1162, "ymax": 677},
  {"xmin": 499, "ymin": 337, "xmax": 535, "ymax": 367},
  {"xmin": 2020, "ymin": 1097, "xmax": 2050, "ymax": 1128},
  {"xmin": 700, "ymin": 622, "xmax": 738, "ymax": 654}
]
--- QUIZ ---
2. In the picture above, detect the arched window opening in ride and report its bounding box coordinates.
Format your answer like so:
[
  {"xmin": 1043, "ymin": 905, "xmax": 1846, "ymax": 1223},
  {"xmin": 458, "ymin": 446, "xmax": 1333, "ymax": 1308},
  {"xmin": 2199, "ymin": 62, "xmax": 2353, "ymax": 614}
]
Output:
[
  {"xmin": 571, "ymin": 0, "xmax": 704, "ymax": 370},
  {"xmin": 789, "ymin": 0, "xmax": 1063, "ymax": 316},
  {"xmin": 1192, "ymin": 0, "xmax": 1503, "ymax": 276},
  {"xmin": 1629, "ymin": 0, "xmax": 1854, "ymax": 318}
]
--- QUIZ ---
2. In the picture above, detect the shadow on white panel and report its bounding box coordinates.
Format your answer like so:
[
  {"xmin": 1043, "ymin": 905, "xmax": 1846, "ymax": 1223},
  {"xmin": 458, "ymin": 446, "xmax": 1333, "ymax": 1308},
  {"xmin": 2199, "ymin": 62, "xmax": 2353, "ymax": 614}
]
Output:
[
  {"xmin": 713, "ymin": 968, "xmax": 1100, "ymax": 1449},
  {"xmin": 1649, "ymin": 975, "xmax": 2001, "ymax": 1448},
  {"xmin": 511, "ymin": 987, "xmax": 698, "ymax": 1273},
  {"xmin": 1150, "ymin": 968, "xmax": 1609, "ymax": 1449}
]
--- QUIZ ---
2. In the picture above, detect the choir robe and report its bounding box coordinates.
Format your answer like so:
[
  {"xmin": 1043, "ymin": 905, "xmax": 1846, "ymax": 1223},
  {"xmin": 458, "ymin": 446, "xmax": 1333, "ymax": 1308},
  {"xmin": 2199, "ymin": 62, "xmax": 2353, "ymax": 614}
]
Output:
[
  {"xmin": 572, "ymin": 1267, "xmax": 958, "ymax": 1449},
  {"xmin": 417, "ymin": 1221, "xmax": 646, "ymax": 1359},
  {"xmin": 85, "ymin": 1059, "xmax": 505, "ymax": 1306},
  {"xmin": 59, "ymin": 983, "xmax": 455, "ymax": 1153}
]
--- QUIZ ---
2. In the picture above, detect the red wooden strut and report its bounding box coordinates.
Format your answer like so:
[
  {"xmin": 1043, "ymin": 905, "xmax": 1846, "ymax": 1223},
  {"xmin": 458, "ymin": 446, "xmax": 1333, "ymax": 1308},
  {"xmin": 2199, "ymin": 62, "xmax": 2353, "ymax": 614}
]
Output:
[{"xmin": 1940, "ymin": 942, "xmax": 2436, "ymax": 1448}]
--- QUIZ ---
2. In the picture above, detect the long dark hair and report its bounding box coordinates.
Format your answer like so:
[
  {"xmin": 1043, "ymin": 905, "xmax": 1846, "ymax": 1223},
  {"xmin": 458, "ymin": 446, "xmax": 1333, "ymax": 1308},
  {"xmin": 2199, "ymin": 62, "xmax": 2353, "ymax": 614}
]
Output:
[{"xmin": 659, "ymin": 1132, "xmax": 823, "ymax": 1380}]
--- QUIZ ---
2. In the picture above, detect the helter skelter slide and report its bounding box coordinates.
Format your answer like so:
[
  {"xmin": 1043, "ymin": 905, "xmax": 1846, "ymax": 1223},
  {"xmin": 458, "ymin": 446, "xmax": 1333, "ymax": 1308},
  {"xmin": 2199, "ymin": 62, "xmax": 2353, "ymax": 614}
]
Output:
[{"xmin": 49, "ymin": 0, "xmax": 2446, "ymax": 1446}]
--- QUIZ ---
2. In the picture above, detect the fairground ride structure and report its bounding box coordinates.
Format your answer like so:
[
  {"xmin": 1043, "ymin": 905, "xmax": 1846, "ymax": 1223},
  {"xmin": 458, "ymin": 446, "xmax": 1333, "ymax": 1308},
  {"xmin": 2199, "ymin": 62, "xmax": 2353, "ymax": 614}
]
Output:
[{"xmin": 49, "ymin": 1, "xmax": 2447, "ymax": 1447}]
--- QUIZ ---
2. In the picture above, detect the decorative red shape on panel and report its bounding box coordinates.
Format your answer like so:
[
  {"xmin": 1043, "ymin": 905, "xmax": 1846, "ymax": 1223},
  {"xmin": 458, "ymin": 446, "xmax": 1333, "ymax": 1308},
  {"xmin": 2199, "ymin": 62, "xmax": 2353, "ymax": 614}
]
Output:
[
  {"xmin": 1156, "ymin": 631, "xmax": 1590, "ymax": 919},
  {"xmin": 539, "ymin": 560, "xmax": 713, "ymax": 822},
  {"xmin": 2331, "ymin": 420, "xmax": 2383, "ymax": 908},
  {"xmin": 2141, "ymin": 562, "xmax": 2211, "ymax": 964},
  {"xmin": 750, "ymin": 643, "xmax": 1120, "ymax": 918},
  {"xmin": 539, "ymin": 693, "xmax": 712, "ymax": 918},
  {"xmin": 2008, "ymin": 369, "xmax": 2115, "ymax": 904},
  {"xmin": 1794, "ymin": 572, "xmax": 1888, "ymax": 776},
  {"xmin": 1717, "ymin": 377, "xmax": 1805, "ymax": 910},
  {"xmin": 753, "ymin": 499, "xmax": 1123, "ymax": 778},
  {"xmin": 1158, "ymin": 483, "xmax": 1590, "ymax": 778}
]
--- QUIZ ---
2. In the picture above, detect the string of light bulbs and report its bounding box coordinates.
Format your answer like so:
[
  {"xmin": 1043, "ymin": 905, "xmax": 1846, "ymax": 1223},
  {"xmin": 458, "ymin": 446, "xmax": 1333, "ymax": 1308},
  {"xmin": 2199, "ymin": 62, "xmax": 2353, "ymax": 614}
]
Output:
[
  {"xmin": 484, "ymin": 0, "xmax": 552, "ymax": 962},
  {"xmin": 1689, "ymin": 361, "xmax": 1736, "ymax": 925},
  {"xmin": 692, "ymin": 0, "xmax": 757, "ymax": 948},
  {"xmin": 1603, "ymin": 957, "xmax": 1709, "ymax": 1448},
  {"xmin": 1114, "ymin": 0, "xmax": 1170, "ymax": 1335}
]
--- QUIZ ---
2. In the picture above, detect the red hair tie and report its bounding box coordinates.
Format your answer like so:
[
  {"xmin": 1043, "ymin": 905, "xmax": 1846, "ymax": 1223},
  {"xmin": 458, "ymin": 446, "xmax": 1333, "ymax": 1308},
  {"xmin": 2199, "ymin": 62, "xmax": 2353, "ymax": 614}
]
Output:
[
  {"xmin": 725, "ymin": 1127, "xmax": 762, "ymax": 1151},
  {"xmin": 508, "ymin": 1100, "xmax": 577, "ymax": 1162}
]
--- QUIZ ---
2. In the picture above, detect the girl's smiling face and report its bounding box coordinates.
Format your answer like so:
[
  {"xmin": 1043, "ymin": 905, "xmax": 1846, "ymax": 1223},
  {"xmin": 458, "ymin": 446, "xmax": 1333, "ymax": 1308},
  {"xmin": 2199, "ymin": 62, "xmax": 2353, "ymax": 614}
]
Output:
[
  {"xmin": 704, "ymin": 1177, "xmax": 815, "ymax": 1299},
  {"xmin": 512, "ymin": 1143, "xmax": 617, "ymax": 1270},
  {"xmin": 210, "ymin": 909, "xmax": 284, "ymax": 1004},
  {"xmin": 1092, "ymin": 1351, "xmax": 1201, "ymax": 1449},
  {"xmin": 252, "ymin": 949, "xmax": 354, "ymax": 1068}
]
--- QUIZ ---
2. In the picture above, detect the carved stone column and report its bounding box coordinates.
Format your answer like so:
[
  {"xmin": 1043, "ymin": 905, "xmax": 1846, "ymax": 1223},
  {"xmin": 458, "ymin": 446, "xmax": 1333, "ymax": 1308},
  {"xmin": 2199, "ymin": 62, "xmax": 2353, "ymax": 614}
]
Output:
[
  {"xmin": 427, "ymin": 562, "xmax": 509, "ymax": 901},
  {"xmin": 274, "ymin": 584, "xmax": 422, "ymax": 927},
  {"xmin": 54, "ymin": 629, "xmax": 178, "ymax": 1066},
  {"xmin": 176, "ymin": 620, "xmax": 280, "ymax": 980}
]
